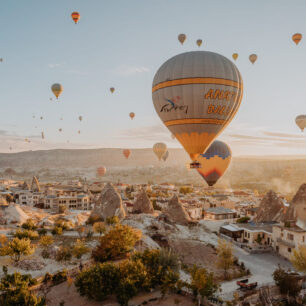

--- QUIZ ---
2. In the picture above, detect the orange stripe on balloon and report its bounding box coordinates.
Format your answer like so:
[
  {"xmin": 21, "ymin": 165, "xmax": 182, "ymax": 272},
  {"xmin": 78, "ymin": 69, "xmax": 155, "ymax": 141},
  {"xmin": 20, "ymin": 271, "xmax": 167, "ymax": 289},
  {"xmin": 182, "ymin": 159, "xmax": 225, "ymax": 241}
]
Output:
[
  {"xmin": 152, "ymin": 77, "xmax": 242, "ymax": 92},
  {"xmin": 165, "ymin": 118, "xmax": 226, "ymax": 127}
]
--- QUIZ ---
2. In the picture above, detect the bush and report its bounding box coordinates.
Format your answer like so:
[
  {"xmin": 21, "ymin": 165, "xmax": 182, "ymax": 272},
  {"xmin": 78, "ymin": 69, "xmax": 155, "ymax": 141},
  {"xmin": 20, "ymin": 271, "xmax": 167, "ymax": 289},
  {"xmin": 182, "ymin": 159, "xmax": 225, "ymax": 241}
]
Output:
[
  {"xmin": 14, "ymin": 229, "xmax": 39, "ymax": 240},
  {"xmin": 86, "ymin": 215, "xmax": 103, "ymax": 225},
  {"xmin": 72, "ymin": 239, "xmax": 89, "ymax": 259},
  {"xmin": 21, "ymin": 219, "xmax": 37, "ymax": 231},
  {"xmin": 41, "ymin": 249, "xmax": 50, "ymax": 259},
  {"xmin": 37, "ymin": 228, "xmax": 47, "ymax": 236},
  {"xmin": 236, "ymin": 217, "xmax": 250, "ymax": 223},
  {"xmin": 39, "ymin": 235, "xmax": 54, "ymax": 249},
  {"xmin": 56, "ymin": 246, "xmax": 72, "ymax": 263},
  {"xmin": 52, "ymin": 270, "xmax": 67, "ymax": 285},
  {"xmin": 92, "ymin": 224, "xmax": 141, "ymax": 262},
  {"xmin": 58, "ymin": 204, "xmax": 67, "ymax": 214},
  {"xmin": 86, "ymin": 230, "xmax": 94, "ymax": 239},
  {"xmin": 106, "ymin": 216, "xmax": 120, "ymax": 226},
  {"xmin": 51, "ymin": 226, "xmax": 63, "ymax": 236},
  {"xmin": 54, "ymin": 219, "xmax": 70, "ymax": 231}
]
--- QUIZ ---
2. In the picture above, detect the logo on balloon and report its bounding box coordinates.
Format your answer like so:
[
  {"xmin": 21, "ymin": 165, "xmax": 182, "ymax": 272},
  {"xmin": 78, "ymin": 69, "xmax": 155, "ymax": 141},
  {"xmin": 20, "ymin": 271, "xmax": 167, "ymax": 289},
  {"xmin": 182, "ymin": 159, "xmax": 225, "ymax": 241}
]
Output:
[{"xmin": 160, "ymin": 97, "xmax": 188, "ymax": 114}]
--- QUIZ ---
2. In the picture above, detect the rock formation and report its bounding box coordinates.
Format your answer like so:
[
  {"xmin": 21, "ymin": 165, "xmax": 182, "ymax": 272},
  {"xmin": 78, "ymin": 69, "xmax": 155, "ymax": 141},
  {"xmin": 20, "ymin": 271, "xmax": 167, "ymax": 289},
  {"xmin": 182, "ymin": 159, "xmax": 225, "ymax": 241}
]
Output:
[
  {"xmin": 254, "ymin": 190, "xmax": 285, "ymax": 222},
  {"xmin": 30, "ymin": 176, "xmax": 41, "ymax": 192},
  {"xmin": 90, "ymin": 183, "xmax": 125, "ymax": 221},
  {"xmin": 20, "ymin": 181, "xmax": 30, "ymax": 190},
  {"xmin": 163, "ymin": 195, "xmax": 191, "ymax": 225},
  {"xmin": 132, "ymin": 189, "xmax": 154, "ymax": 214},
  {"xmin": 283, "ymin": 183, "xmax": 306, "ymax": 229}
]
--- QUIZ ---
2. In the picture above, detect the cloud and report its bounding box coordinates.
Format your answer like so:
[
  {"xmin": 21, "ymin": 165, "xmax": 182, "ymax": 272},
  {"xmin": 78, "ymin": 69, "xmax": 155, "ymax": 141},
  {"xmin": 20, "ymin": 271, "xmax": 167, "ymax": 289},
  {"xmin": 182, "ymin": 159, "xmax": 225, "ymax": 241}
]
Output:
[
  {"xmin": 112, "ymin": 64, "xmax": 150, "ymax": 76},
  {"xmin": 262, "ymin": 131, "xmax": 305, "ymax": 138}
]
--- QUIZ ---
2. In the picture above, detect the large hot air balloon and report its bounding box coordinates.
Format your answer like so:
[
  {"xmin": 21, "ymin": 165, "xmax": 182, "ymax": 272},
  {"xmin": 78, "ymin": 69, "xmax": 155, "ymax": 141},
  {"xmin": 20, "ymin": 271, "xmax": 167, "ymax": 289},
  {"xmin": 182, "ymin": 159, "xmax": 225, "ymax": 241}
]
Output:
[
  {"xmin": 51, "ymin": 83, "xmax": 63, "ymax": 99},
  {"xmin": 110, "ymin": 87, "xmax": 115, "ymax": 94},
  {"xmin": 152, "ymin": 51, "xmax": 243, "ymax": 167},
  {"xmin": 153, "ymin": 143, "xmax": 167, "ymax": 161},
  {"xmin": 123, "ymin": 149, "xmax": 131, "ymax": 159},
  {"xmin": 97, "ymin": 167, "xmax": 106, "ymax": 177},
  {"xmin": 232, "ymin": 53, "xmax": 238, "ymax": 61},
  {"xmin": 249, "ymin": 54, "xmax": 257, "ymax": 64},
  {"xmin": 162, "ymin": 150, "xmax": 169, "ymax": 161},
  {"xmin": 129, "ymin": 112, "xmax": 135, "ymax": 120},
  {"xmin": 196, "ymin": 39, "xmax": 202, "ymax": 47},
  {"xmin": 296, "ymin": 115, "xmax": 306, "ymax": 131},
  {"xmin": 197, "ymin": 140, "xmax": 232, "ymax": 187},
  {"xmin": 71, "ymin": 12, "xmax": 80, "ymax": 24},
  {"xmin": 292, "ymin": 33, "xmax": 302, "ymax": 45},
  {"xmin": 79, "ymin": 116, "xmax": 83, "ymax": 121},
  {"xmin": 178, "ymin": 34, "xmax": 186, "ymax": 45}
]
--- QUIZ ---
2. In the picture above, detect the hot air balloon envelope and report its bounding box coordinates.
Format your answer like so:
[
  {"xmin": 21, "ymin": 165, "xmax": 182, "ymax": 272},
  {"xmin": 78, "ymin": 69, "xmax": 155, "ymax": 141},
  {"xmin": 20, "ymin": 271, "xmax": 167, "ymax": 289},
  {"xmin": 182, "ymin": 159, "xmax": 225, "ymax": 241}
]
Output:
[
  {"xmin": 178, "ymin": 34, "xmax": 186, "ymax": 45},
  {"xmin": 123, "ymin": 149, "xmax": 131, "ymax": 159},
  {"xmin": 296, "ymin": 115, "xmax": 306, "ymax": 131},
  {"xmin": 153, "ymin": 143, "xmax": 167, "ymax": 161},
  {"xmin": 51, "ymin": 83, "xmax": 63, "ymax": 99},
  {"xmin": 71, "ymin": 12, "xmax": 80, "ymax": 24},
  {"xmin": 249, "ymin": 54, "xmax": 257, "ymax": 64},
  {"xmin": 292, "ymin": 33, "xmax": 302, "ymax": 45},
  {"xmin": 97, "ymin": 167, "xmax": 106, "ymax": 177}
]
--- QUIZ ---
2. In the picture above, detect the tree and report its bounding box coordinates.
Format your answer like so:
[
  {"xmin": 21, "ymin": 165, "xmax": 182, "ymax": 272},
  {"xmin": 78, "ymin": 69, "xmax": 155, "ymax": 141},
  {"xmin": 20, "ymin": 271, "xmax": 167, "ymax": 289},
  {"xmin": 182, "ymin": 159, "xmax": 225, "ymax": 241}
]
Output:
[
  {"xmin": 216, "ymin": 239, "xmax": 234, "ymax": 279},
  {"xmin": 22, "ymin": 219, "xmax": 37, "ymax": 230},
  {"xmin": 189, "ymin": 265, "xmax": 218, "ymax": 302},
  {"xmin": 273, "ymin": 266, "xmax": 301, "ymax": 297},
  {"xmin": 72, "ymin": 239, "xmax": 90, "ymax": 259},
  {"xmin": 14, "ymin": 229, "xmax": 39, "ymax": 240},
  {"xmin": 51, "ymin": 226, "xmax": 63, "ymax": 236},
  {"xmin": 0, "ymin": 237, "xmax": 35, "ymax": 262},
  {"xmin": 92, "ymin": 224, "xmax": 141, "ymax": 262},
  {"xmin": 58, "ymin": 204, "xmax": 67, "ymax": 214},
  {"xmin": 93, "ymin": 222, "xmax": 106, "ymax": 236},
  {"xmin": 56, "ymin": 246, "xmax": 72, "ymax": 263},
  {"xmin": 106, "ymin": 216, "xmax": 120, "ymax": 226},
  {"xmin": 290, "ymin": 245, "xmax": 306, "ymax": 273},
  {"xmin": 75, "ymin": 225, "xmax": 86, "ymax": 239},
  {"xmin": 39, "ymin": 235, "xmax": 54, "ymax": 249}
]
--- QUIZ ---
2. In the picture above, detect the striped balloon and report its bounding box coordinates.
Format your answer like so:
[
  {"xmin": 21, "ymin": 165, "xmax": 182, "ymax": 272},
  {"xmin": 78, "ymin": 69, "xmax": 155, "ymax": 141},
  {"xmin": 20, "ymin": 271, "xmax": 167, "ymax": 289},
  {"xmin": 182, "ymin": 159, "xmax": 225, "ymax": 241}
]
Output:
[{"xmin": 197, "ymin": 140, "xmax": 231, "ymax": 187}]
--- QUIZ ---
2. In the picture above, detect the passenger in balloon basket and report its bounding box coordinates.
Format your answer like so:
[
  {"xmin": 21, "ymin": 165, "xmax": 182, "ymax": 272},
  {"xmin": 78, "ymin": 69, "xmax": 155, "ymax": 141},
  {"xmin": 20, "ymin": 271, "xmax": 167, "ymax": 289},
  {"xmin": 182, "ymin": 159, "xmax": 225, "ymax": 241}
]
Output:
[{"xmin": 190, "ymin": 161, "xmax": 202, "ymax": 169}]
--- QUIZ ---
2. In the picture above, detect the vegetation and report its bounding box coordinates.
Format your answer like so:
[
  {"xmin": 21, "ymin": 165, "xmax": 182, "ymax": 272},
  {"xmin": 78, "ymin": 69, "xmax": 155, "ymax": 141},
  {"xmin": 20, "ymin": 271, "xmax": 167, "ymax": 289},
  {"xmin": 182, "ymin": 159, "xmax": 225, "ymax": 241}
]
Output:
[
  {"xmin": 273, "ymin": 266, "xmax": 301, "ymax": 297},
  {"xmin": 51, "ymin": 226, "xmax": 63, "ymax": 236},
  {"xmin": 179, "ymin": 186, "xmax": 193, "ymax": 195},
  {"xmin": 0, "ymin": 270, "xmax": 44, "ymax": 305},
  {"xmin": 86, "ymin": 215, "xmax": 103, "ymax": 225},
  {"xmin": 14, "ymin": 229, "xmax": 39, "ymax": 240},
  {"xmin": 0, "ymin": 237, "xmax": 35, "ymax": 262},
  {"xmin": 56, "ymin": 246, "xmax": 72, "ymax": 263},
  {"xmin": 290, "ymin": 245, "xmax": 306, "ymax": 273},
  {"xmin": 106, "ymin": 216, "xmax": 120, "ymax": 226},
  {"xmin": 39, "ymin": 235, "xmax": 54, "ymax": 249},
  {"xmin": 216, "ymin": 239, "xmax": 234, "ymax": 279},
  {"xmin": 72, "ymin": 239, "xmax": 90, "ymax": 259},
  {"xmin": 92, "ymin": 224, "xmax": 141, "ymax": 262},
  {"xmin": 76, "ymin": 249, "xmax": 182, "ymax": 306},
  {"xmin": 93, "ymin": 221, "xmax": 106, "ymax": 236},
  {"xmin": 58, "ymin": 204, "xmax": 67, "ymax": 214},
  {"xmin": 236, "ymin": 216, "xmax": 250, "ymax": 223},
  {"xmin": 21, "ymin": 219, "xmax": 37, "ymax": 230}
]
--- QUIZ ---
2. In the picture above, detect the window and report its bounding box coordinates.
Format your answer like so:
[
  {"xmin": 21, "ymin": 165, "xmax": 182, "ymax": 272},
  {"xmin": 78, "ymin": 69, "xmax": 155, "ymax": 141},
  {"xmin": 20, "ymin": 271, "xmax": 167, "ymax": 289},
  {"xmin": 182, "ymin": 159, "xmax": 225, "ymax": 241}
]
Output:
[
  {"xmin": 288, "ymin": 248, "xmax": 291, "ymax": 253},
  {"xmin": 287, "ymin": 233, "xmax": 294, "ymax": 241}
]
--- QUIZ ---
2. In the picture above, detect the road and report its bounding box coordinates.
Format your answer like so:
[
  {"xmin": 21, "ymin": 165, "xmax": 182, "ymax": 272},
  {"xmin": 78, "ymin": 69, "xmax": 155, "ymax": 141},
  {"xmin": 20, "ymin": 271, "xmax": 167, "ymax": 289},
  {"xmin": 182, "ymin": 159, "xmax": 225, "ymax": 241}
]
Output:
[{"xmin": 219, "ymin": 246, "xmax": 293, "ymax": 300}]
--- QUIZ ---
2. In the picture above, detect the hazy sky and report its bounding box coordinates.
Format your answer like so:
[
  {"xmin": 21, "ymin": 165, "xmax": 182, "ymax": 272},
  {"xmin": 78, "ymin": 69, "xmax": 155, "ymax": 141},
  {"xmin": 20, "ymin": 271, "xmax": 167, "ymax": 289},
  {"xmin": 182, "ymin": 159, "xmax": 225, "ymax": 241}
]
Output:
[{"xmin": 1, "ymin": 0, "xmax": 306, "ymax": 156}]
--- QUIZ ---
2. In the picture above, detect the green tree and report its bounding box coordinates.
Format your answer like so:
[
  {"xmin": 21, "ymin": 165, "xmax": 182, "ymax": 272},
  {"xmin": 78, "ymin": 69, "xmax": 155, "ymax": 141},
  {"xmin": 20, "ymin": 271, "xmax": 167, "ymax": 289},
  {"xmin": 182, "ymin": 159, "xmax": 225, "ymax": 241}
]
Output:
[
  {"xmin": 106, "ymin": 216, "xmax": 120, "ymax": 226},
  {"xmin": 93, "ymin": 222, "xmax": 106, "ymax": 236},
  {"xmin": 290, "ymin": 245, "xmax": 306, "ymax": 273},
  {"xmin": 216, "ymin": 239, "xmax": 234, "ymax": 279},
  {"xmin": 72, "ymin": 239, "xmax": 90, "ymax": 259},
  {"xmin": 92, "ymin": 224, "xmax": 141, "ymax": 262},
  {"xmin": 56, "ymin": 246, "xmax": 72, "ymax": 263},
  {"xmin": 21, "ymin": 219, "xmax": 37, "ymax": 230},
  {"xmin": 58, "ymin": 204, "xmax": 67, "ymax": 214},
  {"xmin": 14, "ymin": 229, "xmax": 39, "ymax": 240},
  {"xmin": 0, "ymin": 237, "xmax": 35, "ymax": 262},
  {"xmin": 39, "ymin": 235, "xmax": 54, "ymax": 249},
  {"xmin": 51, "ymin": 226, "xmax": 63, "ymax": 236}
]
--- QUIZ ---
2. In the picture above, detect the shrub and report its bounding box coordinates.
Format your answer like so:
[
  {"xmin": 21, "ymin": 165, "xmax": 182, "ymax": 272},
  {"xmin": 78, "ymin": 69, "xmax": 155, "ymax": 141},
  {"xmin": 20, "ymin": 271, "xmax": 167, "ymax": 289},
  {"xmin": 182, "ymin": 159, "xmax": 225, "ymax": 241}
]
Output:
[
  {"xmin": 86, "ymin": 215, "xmax": 103, "ymax": 225},
  {"xmin": 0, "ymin": 238, "xmax": 35, "ymax": 262},
  {"xmin": 56, "ymin": 246, "xmax": 72, "ymax": 263},
  {"xmin": 92, "ymin": 224, "xmax": 141, "ymax": 262},
  {"xmin": 236, "ymin": 216, "xmax": 250, "ymax": 223},
  {"xmin": 41, "ymin": 249, "xmax": 50, "ymax": 259},
  {"xmin": 58, "ymin": 204, "xmax": 67, "ymax": 214},
  {"xmin": 106, "ymin": 216, "xmax": 120, "ymax": 226},
  {"xmin": 86, "ymin": 230, "xmax": 94, "ymax": 239},
  {"xmin": 51, "ymin": 226, "xmax": 63, "ymax": 236},
  {"xmin": 21, "ymin": 219, "xmax": 37, "ymax": 231},
  {"xmin": 14, "ymin": 229, "xmax": 39, "ymax": 240},
  {"xmin": 37, "ymin": 228, "xmax": 47, "ymax": 236},
  {"xmin": 39, "ymin": 235, "xmax": 54, "ymax": 249},
  {"xmin": 55, "ymin": 219, "xmax": 70, "ymax": 231},
  {"xmin": 52, "ymin": 270, "xmax": 67, "ymax": 285},
  {"xmin": 93, "ymin": 222, "xmax": 106, "ymax": 236},
  {"xmin": 72, "ymin": 239, "xmax": 89, "ymax": 259}
]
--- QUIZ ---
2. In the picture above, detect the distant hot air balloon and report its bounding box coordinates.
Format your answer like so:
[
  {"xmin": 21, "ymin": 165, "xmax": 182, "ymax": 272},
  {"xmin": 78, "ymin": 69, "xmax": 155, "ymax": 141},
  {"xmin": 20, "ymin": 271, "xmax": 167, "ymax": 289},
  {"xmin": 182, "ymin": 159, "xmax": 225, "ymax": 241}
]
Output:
[
  {"xmin": 292, "ymin": 33, "xmax": 302, "ymax": 45},
  {"xmin": 296, "ymin": 115, "xmax": 306, "ymax": 132},
  {"xmin": 51, "ymin": 83, "xmax": 63, "ymax": 99},
  {"xmin": 249, "ymin": 54, "xmax": 257, "ymax": 64},
  {"xmin": 79, "ymin": 116, "xmax": 83, "ymax": 121},
  {"xmin": 78, "ymin": 130, "xmax": 81, "ymax": 134},
  {"xmin": 0, "ymin": 58, "xmax": 3, "ymax": 62},
  {"xmin": 123, "ymin": 149, "xmax": 131, "ymax": 159},
  {"xmin": 50, "ymin": 98, "xmax": 52, "ymax": 101},
  {"xmin": 59, "ymin": 128, "xmax": 62, "ymax": 132},
  {"xmin": 232, "ymin": 53, "xmax": 238, "ymax": 61},
  {"xmin": 41, "ymin": 132, "xmax": 44, "ymax": 139},
  {"xmin": 152, "ymin": 51, "xmax": 243, "ymax": 166},
  {"xmin": 196, "ymin": 39, "xmax": 202, "ymax": 47},
  {"xmin": 60, "ymin": 118, "xmax": 63, "ymax": 120},
  {"xmin": 110, "ymin": 87, "xmax": 115, "ymax": 94},
  {"xmin": 197, "ymin": 140, "xmax": 232, "ymax": 187},
  {"xmin": 71, "ymin": 12, "xmax": 80, "ymax": 24},
  {"xmin": 153, "ymin": 143, "xmax": 167, "ymax": 161},
  {"xmin": 97, "ymin": 166, "xmax": 106, "ymax": 177},
  {"xmin": 162, "ymin": 150, "xmax": 169, "ymax": 161},
  {"xmin": 40, "ymin": 116, "xmax": 43, "ymax": 120},
  {"xmin": 178, "ymin": 34, "xmax": 186, "ymax": 45},
  {"xmin": 129, "ymin": 112, "xmax": 135, "ymax": 120}
]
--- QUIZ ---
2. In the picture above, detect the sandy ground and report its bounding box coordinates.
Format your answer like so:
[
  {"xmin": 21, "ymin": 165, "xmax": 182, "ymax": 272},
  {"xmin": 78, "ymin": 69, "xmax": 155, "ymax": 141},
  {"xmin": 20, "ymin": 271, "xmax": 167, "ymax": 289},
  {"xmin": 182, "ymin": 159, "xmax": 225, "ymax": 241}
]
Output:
[{"xmin": 46, "ymin": 282, "xmax": 194, "ymax": 306}]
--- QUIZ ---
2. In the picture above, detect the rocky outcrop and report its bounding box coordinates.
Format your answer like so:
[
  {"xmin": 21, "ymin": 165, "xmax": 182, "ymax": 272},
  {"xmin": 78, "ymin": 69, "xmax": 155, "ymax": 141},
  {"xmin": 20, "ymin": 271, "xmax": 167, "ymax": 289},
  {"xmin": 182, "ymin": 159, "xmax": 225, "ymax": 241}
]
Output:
[
  {"xmin": 254, "ymin": 190, "xmax": 285, "ymax": 222},
  {"xmin": 163, "ymin": 195, "xmax": 191, "ymax": 225},
  {"xmin": 90, "ymin": 183, "xmax": 125, "ymax": 221},
  {"xmin": 31, "ymin": 176, "xmax": 40, "ymax": 192},
  {"xmin": 132, "ymin": 189, "xmax": 154, "ymax": 214},
  {"xmin": 20, "ymin": 181, "xmax": 30, "ymax": 190},
  {"xmin": 284, "ymin": 184, "xmax": 306, "ymax": 230}
]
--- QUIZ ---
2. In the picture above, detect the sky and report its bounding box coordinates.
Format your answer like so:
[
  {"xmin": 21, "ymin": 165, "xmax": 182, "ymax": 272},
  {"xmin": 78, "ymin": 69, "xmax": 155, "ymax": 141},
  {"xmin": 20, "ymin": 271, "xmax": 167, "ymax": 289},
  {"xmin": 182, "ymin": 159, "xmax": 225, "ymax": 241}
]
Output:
[{"xmin": 0, "ymin": 0, "xmax": 306, "ymax": 156}]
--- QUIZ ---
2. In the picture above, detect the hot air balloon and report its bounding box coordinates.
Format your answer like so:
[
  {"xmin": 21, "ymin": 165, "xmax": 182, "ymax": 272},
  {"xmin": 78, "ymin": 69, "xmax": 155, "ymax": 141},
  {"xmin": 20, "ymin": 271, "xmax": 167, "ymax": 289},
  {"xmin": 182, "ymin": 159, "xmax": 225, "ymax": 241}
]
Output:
[
  {"xmin": 0, "ymin": 58, "xmax": 3, "ymax": 62},
  {"xmin": 153, "ymin": 143, "xmax": 167, "ymax": 161},
  {"xmin": 71, "ymin": 12, "xmax": 80, "ymax": 24},
  {"xmin": 60, "ymin": 118, "xmax": 63, "ymax": 120},
  {"xmin": 197, "ymin": 140, "xmax": 232, "ymax": 187},
  {"xmin": 178, "ymin": 34, "xmax": 186, "ymax": 45},
  {"xmin": 296, "ymin": 115, "xmax": 306, "ymax": 131},
  {"xmin": 78, "ymin": 130, "xmax": 81, "ymax": 134},
  {"xmin": 59, "ymin": 128, "xmax": 62, "ymax": 132},
  {"xmin": 51, "ymin": 83, "xmax": 63, "ymax": 99},
  {"xmin": 162, "ymin": 150, "xmax": 169, "ymax": 161},
  {"xmin": 292, "ymin": 33, "xmax": 302, "ymax": 45},
  {"xmin": 129, "ymin": 112, "xmax": 135, "ymax": 120},
  {"xmin": 79, "ymin": 116, "xmax": 83, "ymax": 121},
  {"xmin": 249, "ymin": 54, "xmax": 257, "ymax": 64},
  {"xmin": 50, "ymin": 98, "xmax": 52, "ymax": 101},
  {"xmin": 232, "ymin": 53, "xmax": 238, "ymax": 61},
  {"xmin": 97, "ymin": 167, "xmax": 106, "ymax": 177},
  {"xmin": 110, "ymin": 87, "xmax": 115, "ymax": 93},
  {"xmin": 41, "ymin": 132, "xmax": 44, "ymax": 139},
  {"xmin": 152, "ymin": 51, "xmax": 243, "ymax": 167},
  {"xmin": 196, "ymin": 39, "xmax": 202, "ymax": 47},
  {"xmin": 123, "ymin": 149, "xmax": 131, "ymax": 159},
  {"xmin": 40, "ymin": 116, "xmax": 43, "ymax": 120}
]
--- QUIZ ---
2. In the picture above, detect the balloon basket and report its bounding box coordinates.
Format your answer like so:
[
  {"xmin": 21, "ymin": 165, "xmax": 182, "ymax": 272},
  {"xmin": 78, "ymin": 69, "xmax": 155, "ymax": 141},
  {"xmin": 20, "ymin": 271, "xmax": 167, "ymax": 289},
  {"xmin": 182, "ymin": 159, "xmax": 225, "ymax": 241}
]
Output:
[{"xmin": 190, "ymin": 161, "xmax": 201, "ymax": 169}]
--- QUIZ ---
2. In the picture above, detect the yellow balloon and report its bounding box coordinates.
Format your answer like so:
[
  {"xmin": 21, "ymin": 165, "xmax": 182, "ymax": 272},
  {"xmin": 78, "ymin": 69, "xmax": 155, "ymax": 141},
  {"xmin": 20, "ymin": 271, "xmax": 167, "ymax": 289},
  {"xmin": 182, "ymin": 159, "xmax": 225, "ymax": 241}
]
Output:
[
  {"xmin": 79, "ymin": 116, "xmax": 83, "ymax": 121},
  {"xmin": 152, "ymin": 51, "xmax": 243, "ymax": 161},
  {"xmin": 153, "ymin": 143, "xmax": 167, "ymax": 161},
  {"xmin": 196, "ymin": 39, "xmax": 202, "ymax": 47},
  {"xmin": 51, "ymin": 83, "xmax": 63, "ymax": 99},
  {"xmin": 232, "ymin": 53, "xmax": 238, "ymax": 61},
  {"xmin": 249, "ymin": 54, "xmax": 257, "ymax": 64},
  {"xmin": 129, "ymin": 112, "xmax": 135, "ymax": 119},
  {"xmin": 110, "ymin": 87, "xmax": 115, "ymax": 93}
]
